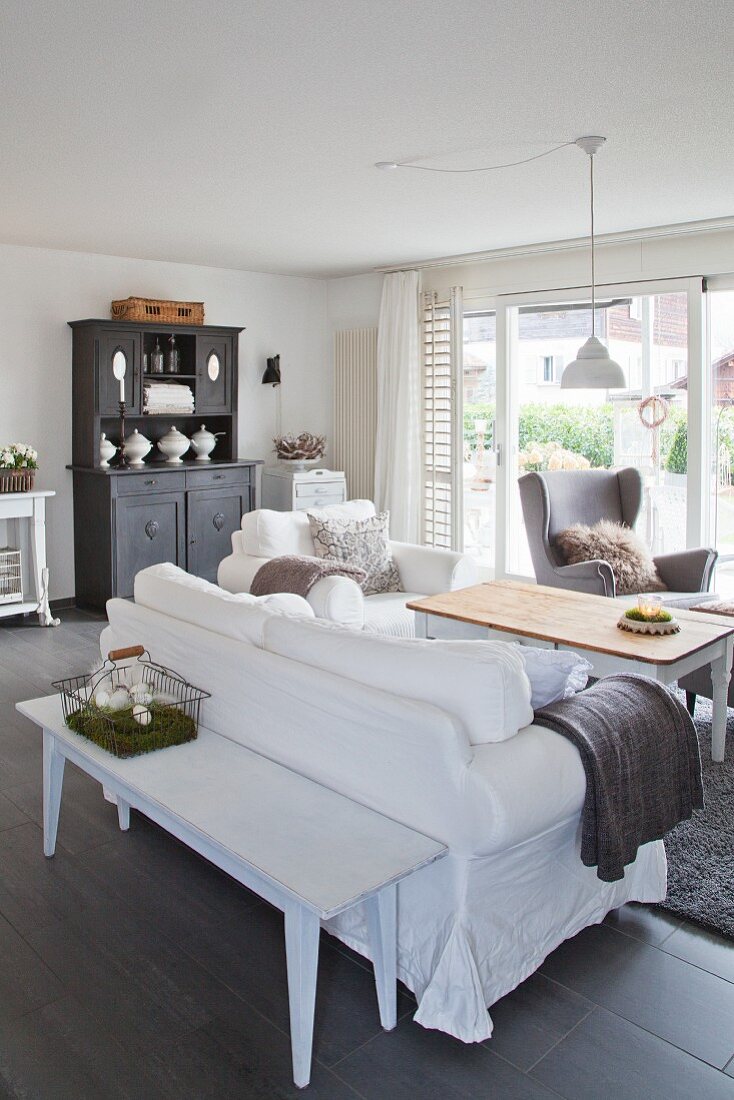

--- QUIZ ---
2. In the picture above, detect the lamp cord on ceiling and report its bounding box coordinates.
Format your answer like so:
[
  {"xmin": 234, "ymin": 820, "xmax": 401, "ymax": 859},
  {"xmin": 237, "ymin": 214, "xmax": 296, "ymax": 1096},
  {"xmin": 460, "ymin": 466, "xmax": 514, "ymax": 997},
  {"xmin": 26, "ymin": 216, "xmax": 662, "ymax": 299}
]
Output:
[
  {"xmin": 590, "ymin": 152, "xmax": 596, "ymax": 336},
  {"xmin": 393, "ymin": 141, "xmax": 574, "ymax": 174}
]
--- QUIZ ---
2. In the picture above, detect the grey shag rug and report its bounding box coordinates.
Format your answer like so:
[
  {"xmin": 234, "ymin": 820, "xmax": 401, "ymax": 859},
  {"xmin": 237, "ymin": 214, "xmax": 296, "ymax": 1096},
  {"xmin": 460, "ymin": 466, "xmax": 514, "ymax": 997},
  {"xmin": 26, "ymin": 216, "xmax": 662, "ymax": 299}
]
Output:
[{"xmin": 654, "ymin": 693, "xmax": 734, "ymax": 939}]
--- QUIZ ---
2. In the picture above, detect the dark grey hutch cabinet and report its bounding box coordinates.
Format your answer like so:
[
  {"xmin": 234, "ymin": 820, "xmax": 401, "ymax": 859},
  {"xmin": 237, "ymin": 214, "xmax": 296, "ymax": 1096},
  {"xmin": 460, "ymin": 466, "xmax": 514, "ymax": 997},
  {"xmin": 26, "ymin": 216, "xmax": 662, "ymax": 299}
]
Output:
[{"xmin": 68, "ymin": 318, "xmax": 261, "ymax": 611}]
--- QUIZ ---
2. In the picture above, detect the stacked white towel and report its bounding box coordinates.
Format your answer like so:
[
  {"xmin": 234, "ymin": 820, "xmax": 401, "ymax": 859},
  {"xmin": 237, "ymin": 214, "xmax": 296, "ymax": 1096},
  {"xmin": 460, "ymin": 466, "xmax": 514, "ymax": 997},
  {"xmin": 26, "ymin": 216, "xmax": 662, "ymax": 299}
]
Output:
[{"xmin": 144, "ymin": 383, "xmax": 195, "ymax": 416}]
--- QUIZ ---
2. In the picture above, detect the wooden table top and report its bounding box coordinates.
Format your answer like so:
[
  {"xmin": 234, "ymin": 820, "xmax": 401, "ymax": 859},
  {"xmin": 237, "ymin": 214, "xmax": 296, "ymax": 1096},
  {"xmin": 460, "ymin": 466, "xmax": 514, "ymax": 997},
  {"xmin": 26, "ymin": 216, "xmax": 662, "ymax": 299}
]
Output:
[{"xmin": 407, "ymin": 581, "xmax": 734, "ymax": 666}]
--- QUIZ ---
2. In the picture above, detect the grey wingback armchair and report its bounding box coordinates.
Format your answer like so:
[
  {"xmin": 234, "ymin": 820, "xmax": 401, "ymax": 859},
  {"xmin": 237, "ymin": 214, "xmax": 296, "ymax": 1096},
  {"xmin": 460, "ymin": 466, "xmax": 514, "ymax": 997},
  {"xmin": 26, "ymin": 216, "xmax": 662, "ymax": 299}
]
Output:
[{"xmin": 518, "ymin": 467, "xmax": 717, "ymax": 603}]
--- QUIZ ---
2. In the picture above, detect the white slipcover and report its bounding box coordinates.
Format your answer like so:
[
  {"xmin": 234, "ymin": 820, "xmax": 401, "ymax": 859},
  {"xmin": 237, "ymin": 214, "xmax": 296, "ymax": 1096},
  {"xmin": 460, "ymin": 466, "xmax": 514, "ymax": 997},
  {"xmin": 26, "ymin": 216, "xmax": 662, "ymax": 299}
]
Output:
[
  {"xmin": 101, "ymin": 568, "xmax": 666, "ymax": 1043},
  {"xmin": 263, "ymin": 614, "xmax": 534, "ymax": 744},
  {"xmin": 218, "ymin": 500, "xmax": 478, "ymax": 635}
]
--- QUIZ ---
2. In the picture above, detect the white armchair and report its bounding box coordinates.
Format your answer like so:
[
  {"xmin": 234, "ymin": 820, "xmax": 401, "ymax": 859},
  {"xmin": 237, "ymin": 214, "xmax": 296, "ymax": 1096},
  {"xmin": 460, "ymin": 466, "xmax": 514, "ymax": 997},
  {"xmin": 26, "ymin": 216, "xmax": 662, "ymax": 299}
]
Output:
[{"xmin": 217, "ymin": 500, "xmax": 478, "ymax": 636}]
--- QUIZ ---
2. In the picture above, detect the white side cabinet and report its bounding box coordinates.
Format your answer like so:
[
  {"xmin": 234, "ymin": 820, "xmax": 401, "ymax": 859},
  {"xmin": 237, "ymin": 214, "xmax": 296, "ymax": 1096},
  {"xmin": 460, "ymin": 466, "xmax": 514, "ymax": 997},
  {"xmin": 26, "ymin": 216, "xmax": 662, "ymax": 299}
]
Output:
[{"xmin": 261, "ymin": 467, "xmax": 347, "ymax": 512}]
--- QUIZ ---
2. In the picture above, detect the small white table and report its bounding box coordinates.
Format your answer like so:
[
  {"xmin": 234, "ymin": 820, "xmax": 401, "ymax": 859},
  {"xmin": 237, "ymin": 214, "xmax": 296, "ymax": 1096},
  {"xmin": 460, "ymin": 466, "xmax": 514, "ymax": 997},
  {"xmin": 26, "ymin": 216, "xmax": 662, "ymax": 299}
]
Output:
[
  {"xmin": 17, "ymin": 695, "xmax": 447, "ymax": 1088},
  {"xmin": 0, "ymin": 490, "xmax": 59, "ymax": 626}
]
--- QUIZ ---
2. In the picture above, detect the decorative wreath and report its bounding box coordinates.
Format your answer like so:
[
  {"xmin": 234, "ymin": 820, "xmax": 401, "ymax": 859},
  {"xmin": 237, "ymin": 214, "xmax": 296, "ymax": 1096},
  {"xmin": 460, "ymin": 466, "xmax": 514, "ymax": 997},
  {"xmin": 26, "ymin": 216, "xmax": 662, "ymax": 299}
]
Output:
[{"xmin": 637, "ymin": 395, "xmax": 669, "ymax": 430}]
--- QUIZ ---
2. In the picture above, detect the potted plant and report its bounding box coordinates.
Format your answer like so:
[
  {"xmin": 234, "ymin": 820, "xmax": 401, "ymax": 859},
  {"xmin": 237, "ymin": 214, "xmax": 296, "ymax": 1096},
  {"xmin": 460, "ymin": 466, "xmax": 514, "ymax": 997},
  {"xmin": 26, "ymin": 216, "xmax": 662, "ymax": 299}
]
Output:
[{"xmin": 0, "ymin": 443, "xmax": 38, "ymax": 493}]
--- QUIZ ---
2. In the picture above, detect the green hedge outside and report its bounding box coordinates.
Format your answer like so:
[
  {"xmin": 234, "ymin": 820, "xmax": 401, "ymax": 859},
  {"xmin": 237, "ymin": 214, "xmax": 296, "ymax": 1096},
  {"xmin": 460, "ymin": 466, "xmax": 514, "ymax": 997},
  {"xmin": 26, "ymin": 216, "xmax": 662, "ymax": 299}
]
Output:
[
  {"xmin": 464, "ymin": 402, "xmax": 614, "ymax": 468},
  {"xmin": 463, "ymin": 402, "xmax": 734, "ymax": 479}
]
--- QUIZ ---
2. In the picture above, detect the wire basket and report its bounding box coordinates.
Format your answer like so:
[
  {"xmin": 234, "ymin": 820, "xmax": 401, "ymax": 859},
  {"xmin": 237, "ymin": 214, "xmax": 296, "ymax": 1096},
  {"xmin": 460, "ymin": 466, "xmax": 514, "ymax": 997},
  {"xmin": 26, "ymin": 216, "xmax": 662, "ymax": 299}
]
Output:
[
  {"xmin": 0, "ymin": 547, "xmax": 22, "ymax": 604},
  {"xmin": 53, "ymin": 646, "xmax": 210, "ymax": 758}
]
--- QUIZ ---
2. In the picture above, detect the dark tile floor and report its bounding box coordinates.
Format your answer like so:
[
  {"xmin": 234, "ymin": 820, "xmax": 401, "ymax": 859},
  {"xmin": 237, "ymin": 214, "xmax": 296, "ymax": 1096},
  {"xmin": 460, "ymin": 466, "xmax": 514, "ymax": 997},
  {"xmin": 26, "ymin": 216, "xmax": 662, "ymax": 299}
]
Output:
[{"xmin": 1, "ymin": 610, "xmax": 734, "ymax": 1099}]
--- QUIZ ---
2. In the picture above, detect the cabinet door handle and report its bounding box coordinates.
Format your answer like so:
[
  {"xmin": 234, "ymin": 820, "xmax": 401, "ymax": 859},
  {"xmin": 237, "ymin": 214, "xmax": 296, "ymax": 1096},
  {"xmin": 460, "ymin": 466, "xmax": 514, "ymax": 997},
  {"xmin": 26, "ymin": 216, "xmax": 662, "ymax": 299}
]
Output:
[
  {"xmin": 145, "ymin": 520, "xmax": 159, "ymax": 540},
  {"xmin": 212, "ymin": 512, "xmax": 225, "ymax": 531},
  {"xmin": 189, "ymin": 536, "xmax": 198, "ymax": 545},
  {"xmin": 213, "ymin": 474, "xmax": 225, "ymax": 480},
  {"xmin": 144, "ymin": 478, "xmax": 158, "ymax": 486}
]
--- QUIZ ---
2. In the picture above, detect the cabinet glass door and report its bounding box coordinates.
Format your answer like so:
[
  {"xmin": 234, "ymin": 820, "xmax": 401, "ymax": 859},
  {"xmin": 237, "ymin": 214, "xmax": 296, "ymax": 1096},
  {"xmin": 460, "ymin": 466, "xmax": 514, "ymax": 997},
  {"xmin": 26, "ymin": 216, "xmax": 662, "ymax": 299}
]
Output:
[
  {"xmin": 99, "ymin": 332, "xmax": 141, "ymax": 415},
  {"xmin": 196, "ymin": 336, "xmax": 230, "ymax": 414}
]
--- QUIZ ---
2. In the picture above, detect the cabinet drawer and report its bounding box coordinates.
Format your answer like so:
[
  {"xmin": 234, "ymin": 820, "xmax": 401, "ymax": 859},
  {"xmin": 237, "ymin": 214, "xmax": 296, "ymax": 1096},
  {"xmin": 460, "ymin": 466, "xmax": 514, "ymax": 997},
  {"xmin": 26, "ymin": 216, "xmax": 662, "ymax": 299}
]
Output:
[
  {"xmin": 185, "ymin": 467, "xmax": 251, "ymax": 490},
  {"xmin": 296, "ymin": 492, "xmax": 346, "ymax": 510},
  {"xmin": 294, "ymin": 481, "xmax": 344, "ymax": 498},
  {"xmin": 115, "ymin": 470, "xmax": 187, "ymax": 495}
]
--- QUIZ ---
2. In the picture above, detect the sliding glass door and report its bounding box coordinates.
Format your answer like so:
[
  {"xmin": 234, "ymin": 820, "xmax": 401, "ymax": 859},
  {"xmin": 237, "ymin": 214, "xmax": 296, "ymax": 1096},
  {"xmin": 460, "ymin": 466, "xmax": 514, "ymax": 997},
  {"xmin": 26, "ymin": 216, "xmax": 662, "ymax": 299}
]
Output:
[
  {"xmin": 462, "ymin": 310, "xmax": 497, "ymax": 571},
  {"xmin": 494, "ymin": 279, "xmax": 704, "ymax": 580},
  {"xmin": 709, "ymin": 284, "xmax": 734, "ymax": 597}
]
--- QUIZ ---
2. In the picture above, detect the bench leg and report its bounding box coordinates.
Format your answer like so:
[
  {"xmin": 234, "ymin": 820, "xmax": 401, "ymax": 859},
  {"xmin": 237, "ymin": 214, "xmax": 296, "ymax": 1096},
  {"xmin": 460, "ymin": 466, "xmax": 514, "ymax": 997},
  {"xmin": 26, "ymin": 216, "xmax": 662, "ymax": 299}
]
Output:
[
  {"xmin": 117, "ymin": 798, "xmax": 130, "ymax": 831},
  {"xmin": 284, "ymin": 903, "xmax": 320, "ymax": 1089},
  {"xmin": 365, "ymin": 884, "xmax": 397, "ymax": 1031},
  {"xmin": 43, "ymin": 730, "xmax": 65, "ymax": 857}
]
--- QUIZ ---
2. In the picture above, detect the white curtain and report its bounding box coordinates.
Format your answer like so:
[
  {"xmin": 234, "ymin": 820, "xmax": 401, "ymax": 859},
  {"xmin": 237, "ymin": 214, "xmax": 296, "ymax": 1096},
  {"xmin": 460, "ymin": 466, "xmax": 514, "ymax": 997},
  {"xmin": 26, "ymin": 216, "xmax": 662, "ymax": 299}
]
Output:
[{"xmin": 374, "ymin": 270, "xmax": 422, "ymax": 542}]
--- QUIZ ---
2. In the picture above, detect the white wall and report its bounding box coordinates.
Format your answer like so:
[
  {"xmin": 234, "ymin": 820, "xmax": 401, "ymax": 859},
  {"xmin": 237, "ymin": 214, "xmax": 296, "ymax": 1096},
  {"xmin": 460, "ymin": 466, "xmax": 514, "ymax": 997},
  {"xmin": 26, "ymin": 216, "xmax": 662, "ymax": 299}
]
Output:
[
  {"xmin": 422, "ymin": 226, "xmax": 734, "ymax": 301},
  {"xmin": 0, "ymin": 243, "xmax": 328, "ymax": 600},
  {"xmin": 327, "ymin": 272, "xmax": 383, "ymax": 333}
]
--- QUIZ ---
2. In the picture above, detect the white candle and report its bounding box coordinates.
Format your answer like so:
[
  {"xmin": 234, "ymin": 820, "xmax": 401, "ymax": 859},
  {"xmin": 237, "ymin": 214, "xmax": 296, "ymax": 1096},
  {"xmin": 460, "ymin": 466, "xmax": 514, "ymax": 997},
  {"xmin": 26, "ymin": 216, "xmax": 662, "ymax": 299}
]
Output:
[{"xmin": 119, "ymin": 375, "xmax": 125, "ymax": 403}]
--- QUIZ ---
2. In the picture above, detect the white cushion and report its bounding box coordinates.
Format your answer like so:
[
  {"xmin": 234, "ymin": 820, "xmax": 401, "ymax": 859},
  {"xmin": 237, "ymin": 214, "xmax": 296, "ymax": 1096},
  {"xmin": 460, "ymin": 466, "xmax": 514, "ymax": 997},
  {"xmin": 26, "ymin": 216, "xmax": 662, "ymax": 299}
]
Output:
[
  {"xmin": 471, "ymin": 723, "xmax": 586, "ymax": 850},
  {"xmin": 133, "ymin": 563, "xmax": 314, "ymax": 647},
  {"xmin": 307, "ymin": 575, "xmax": 365, "ymax": 629},
  {"xmin": 516, "ymin": 645, "xmax": 592, "ymax": 709},
  {"xmin": 362, "ymin": 591, "xmax": 422, "ymax": 638},
  {"xmin": 240, "ymin": 500, "xmax": 376, "ymax": 558},
  {"xmin": 263, "ymin": 615, "xmax": 534, "ymax": 745}
]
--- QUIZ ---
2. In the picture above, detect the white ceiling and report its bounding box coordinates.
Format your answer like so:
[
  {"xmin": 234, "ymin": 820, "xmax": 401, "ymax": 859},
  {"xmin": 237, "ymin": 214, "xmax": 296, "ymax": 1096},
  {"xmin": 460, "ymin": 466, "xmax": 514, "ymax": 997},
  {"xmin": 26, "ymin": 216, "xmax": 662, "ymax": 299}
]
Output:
[{"xmin": 1, "ymin": 0, "xmax": 732, "ymax": 277}]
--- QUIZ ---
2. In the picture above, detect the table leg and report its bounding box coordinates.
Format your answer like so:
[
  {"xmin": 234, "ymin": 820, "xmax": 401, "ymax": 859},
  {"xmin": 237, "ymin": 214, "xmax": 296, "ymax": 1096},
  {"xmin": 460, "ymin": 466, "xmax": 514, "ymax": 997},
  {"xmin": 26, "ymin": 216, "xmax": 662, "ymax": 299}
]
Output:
[
  {"xmin": 43, "ymin": 730, "xmax": 65, "ymax": 857},
  {"xmin": 31, "ymin": 498, "xmax": 59, "ymax": 627},
  {"xmin": 365, "ymin": 884, "xmax": 397, "ymax": 1031},
  {"xmin": 284, "ymin": 902, "xmax": 320, "ymax": 1089},
  {"xmin": 710, "ymin": 636, "xmax": 733, "ymax": 763},
  {"xmin": 117, "ymin": 798, "xmax": 130, "ymax": 831},
  {"xmin": 414, "ymin": 612, "xmax": 428, "ymax": 639}
]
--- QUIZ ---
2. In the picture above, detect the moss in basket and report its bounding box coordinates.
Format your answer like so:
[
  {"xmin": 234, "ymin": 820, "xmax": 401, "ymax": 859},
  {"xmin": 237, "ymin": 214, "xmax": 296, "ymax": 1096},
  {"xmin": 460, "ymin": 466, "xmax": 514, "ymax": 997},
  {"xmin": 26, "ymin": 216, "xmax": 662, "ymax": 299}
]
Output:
[
  {"xmin": 67, "ymin": 703, "xmax": 196, "ymax": 757},
  {"xmin": 623, "ymin": 608, "xmax": 673, "ymax": 624}
]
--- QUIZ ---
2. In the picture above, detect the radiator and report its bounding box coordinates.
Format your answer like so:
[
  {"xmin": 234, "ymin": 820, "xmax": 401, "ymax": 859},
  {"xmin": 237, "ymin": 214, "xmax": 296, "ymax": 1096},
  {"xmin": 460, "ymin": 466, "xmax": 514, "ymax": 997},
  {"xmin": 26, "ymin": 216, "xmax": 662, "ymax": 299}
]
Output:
[{"xmin": 333, "ymin": 328, "xmax": 377, "ymax": 501}]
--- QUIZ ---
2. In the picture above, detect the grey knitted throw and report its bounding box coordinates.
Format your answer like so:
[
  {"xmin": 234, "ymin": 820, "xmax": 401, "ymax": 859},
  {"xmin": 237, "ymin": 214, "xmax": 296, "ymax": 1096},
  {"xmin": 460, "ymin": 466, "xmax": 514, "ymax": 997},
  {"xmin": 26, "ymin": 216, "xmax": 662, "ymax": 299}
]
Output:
[
  {"xmin": 534, "ymin": 674, "xmax": 703, "ymax": 882},
  {"xmin": 251, "ymin": 554, "xmax": 367, "ymax": 599}
]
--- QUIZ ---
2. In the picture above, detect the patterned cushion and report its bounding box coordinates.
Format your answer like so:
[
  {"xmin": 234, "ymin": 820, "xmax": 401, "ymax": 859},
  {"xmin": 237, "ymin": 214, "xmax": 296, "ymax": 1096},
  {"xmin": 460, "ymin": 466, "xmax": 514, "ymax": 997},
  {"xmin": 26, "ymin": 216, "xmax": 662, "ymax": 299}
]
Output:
[{"xmin": 307, "ymin": 511, "xmax": 402, "ymax": 596}]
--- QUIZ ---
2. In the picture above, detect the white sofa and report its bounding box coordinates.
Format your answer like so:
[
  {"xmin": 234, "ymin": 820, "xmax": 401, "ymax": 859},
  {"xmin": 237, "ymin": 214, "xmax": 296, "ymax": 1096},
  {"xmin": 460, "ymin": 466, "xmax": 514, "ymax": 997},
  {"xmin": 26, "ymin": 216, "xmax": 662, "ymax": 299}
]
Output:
[
  {"xmin": 217, "ymin": 499, "xmax": 478, "ymax": 636},
  {"xmin": 101, "ymin": 563, "xmax": 666, "ymax": 1044}
]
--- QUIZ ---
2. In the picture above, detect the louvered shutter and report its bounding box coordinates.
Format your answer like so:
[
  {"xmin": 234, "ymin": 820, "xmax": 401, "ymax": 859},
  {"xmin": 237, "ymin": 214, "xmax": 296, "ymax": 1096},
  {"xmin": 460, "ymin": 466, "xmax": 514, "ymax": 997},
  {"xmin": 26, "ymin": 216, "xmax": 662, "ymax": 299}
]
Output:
[{"xmin": 422, "ymin": 287, "xmax": 463, "ymax": 549}]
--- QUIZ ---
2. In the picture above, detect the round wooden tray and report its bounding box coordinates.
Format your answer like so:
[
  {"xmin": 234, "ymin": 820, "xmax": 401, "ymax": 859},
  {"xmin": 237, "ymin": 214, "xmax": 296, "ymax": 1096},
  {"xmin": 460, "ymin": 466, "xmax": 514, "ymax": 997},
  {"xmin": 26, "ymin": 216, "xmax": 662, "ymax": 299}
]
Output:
[{"xmin": 617, "ymin": 614, "xmax": 680, "ymax": 636}]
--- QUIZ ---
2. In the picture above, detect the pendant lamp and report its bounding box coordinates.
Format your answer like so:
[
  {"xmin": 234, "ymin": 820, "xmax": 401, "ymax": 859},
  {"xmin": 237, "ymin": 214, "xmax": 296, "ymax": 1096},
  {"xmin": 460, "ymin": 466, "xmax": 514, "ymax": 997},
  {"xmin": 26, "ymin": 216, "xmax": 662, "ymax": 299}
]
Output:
[{"xmin": 560, "ymin": 137, "xmax": 626, "ymax": 389}]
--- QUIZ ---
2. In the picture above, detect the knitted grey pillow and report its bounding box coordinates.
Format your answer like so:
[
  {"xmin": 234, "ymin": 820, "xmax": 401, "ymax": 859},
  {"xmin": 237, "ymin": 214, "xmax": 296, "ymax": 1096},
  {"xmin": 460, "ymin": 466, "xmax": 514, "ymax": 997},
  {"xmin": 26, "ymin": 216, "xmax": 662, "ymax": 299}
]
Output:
[{"xmin": 307, "ymin": 511, "xmax": 402, "ymax": 596}]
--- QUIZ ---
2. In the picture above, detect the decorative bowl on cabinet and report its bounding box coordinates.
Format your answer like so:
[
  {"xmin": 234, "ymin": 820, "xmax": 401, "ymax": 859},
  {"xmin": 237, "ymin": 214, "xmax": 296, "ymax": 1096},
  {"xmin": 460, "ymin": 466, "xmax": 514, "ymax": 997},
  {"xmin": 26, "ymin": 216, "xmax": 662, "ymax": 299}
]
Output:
[
  {"xmin": 157, "ymin": 426, "xmax": 191, "ymax": 464},
  {"xmin": 99, "ymin": 433, "xmax": 117, "ymax": 468},
  {"xmin": 123, "ymin": 429, "xmax": 152, "ymax": 467},
  {"xmin": 190, "ymin": 424, "xmax": 225, "ymax": 462}
]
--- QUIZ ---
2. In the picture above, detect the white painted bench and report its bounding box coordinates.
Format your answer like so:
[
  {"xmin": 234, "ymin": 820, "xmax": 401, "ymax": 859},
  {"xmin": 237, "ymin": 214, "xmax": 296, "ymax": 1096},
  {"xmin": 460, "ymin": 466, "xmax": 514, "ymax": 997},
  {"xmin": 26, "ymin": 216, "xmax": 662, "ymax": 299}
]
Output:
[{"xmin": 17, "ymin": 696, "xmax": 447, "ymax": 1089}]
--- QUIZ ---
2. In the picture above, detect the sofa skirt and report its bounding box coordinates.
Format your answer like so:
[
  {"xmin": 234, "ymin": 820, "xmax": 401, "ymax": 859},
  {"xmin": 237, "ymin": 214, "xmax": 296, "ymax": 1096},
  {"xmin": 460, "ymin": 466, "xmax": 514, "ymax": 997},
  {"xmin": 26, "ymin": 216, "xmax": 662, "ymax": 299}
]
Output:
[{"xmin": 324, "ymin": 819, "xmax": 667, "ymax": 1043}]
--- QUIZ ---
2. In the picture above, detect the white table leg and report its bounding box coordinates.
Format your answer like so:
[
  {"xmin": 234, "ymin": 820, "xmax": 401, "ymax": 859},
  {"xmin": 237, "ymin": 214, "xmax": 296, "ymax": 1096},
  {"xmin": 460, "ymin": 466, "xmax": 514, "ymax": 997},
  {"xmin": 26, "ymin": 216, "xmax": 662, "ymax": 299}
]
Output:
[
  {"xmin": 365, "ymin": 884, "xmax": 397, "ymax": 1031},
  {"xmin": 117, "ymin": 798, "xmax": 130, "ymax": 831},
  {"xmin": 414, "ymin": 611, "xmax": 429, "ymax": 639},
  {"xmin": 43, "ymin": 730, "xmax": 65, "ymax": 857},
  {"xmin": 31, "ymin": 498, "xmax": 59, "ymax": 626},
  {"xmin": 710, "ymin": 636, "xmax": 733, "ymax": 763},
  {"xmin": 284, "ymin": 902, "xmax": 320, "ymax": 1089}
]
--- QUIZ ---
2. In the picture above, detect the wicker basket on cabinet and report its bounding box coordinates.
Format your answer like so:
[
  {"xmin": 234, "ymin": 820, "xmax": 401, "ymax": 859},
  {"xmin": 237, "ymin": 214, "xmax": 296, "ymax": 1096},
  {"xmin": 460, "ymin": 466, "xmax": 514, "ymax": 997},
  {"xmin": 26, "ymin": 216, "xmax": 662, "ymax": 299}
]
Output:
[{"xmin": 111, "ymin": 297, "xmax": 205, "ymax": 325}]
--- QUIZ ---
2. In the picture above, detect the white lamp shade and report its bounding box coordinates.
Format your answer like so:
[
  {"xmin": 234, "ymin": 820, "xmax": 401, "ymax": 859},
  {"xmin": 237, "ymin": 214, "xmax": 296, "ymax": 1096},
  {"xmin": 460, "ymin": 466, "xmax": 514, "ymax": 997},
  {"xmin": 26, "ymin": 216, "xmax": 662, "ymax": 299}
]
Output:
[{"xmin": 560, "ymin": 335, "xmax": 626, "ymax": 389}]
